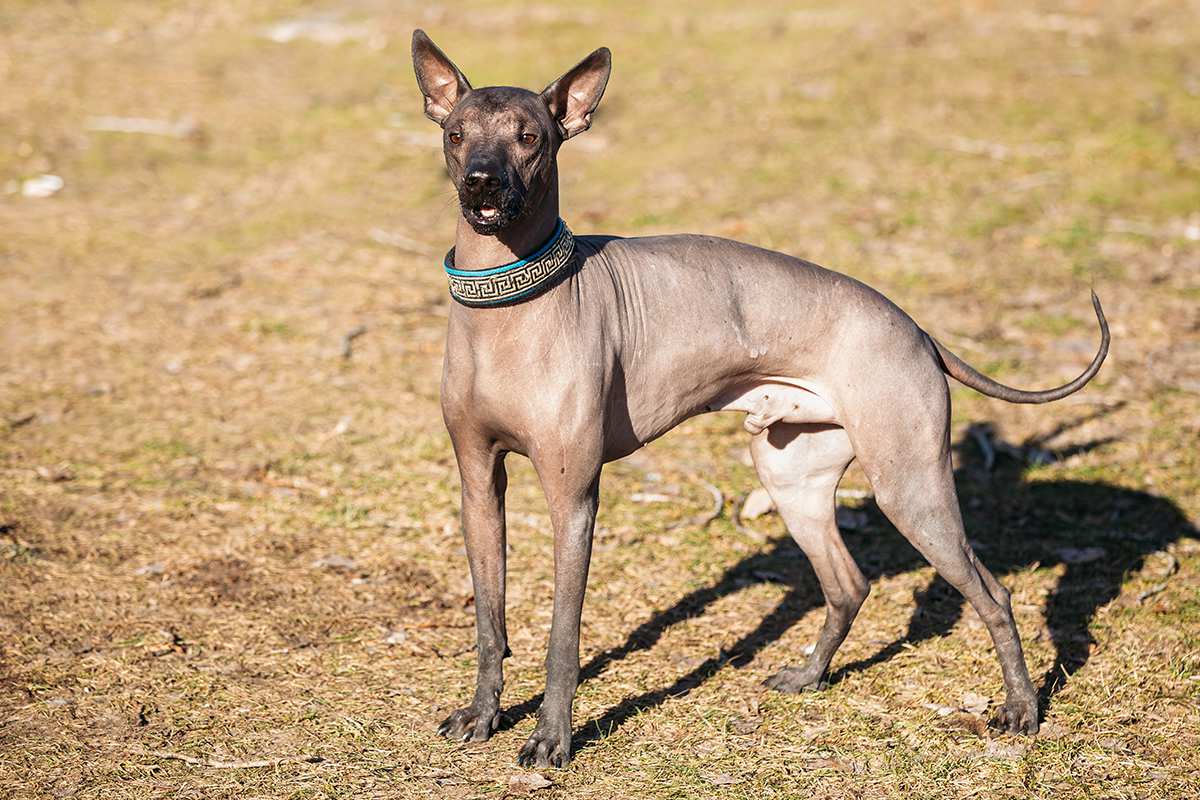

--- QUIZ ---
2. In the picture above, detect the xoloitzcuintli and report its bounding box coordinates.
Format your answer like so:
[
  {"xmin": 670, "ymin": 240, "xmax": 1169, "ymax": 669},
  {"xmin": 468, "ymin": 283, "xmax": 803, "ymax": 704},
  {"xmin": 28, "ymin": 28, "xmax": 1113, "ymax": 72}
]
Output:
[{"xmin": 411, "ymin": 30, "xmax": 1109, "ymax": 768}]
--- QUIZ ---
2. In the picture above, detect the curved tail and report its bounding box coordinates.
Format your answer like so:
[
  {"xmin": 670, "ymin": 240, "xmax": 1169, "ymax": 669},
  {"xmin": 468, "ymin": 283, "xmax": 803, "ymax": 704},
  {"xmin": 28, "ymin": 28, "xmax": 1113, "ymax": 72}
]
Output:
[{"xmin": 929, "ymin": 291, "xmax": 1109, "ymax": 404}]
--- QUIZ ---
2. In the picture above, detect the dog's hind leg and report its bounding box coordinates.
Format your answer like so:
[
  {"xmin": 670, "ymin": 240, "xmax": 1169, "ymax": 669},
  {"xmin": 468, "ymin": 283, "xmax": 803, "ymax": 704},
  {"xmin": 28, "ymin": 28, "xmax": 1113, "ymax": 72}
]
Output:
[
  {"xmin": 751, "ymin": 422, "xmax": 865, "ymax": 692},
  {"xmin": 850, "ymin": 398, "xmax": 1040, "ymax": 734}
]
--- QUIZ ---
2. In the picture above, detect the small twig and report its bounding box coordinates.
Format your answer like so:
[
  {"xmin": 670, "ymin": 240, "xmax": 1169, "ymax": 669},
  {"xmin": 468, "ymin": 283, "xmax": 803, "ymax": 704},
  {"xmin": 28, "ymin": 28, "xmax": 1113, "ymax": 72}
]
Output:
[
  {"xmin": 368, "ymin": 227, "xmax": 437, "ymax": 255},
  {"xmin": 146, "ymin": 750, "xmax": 323, "ymax": 769},
  {"xmin": 341, "ymin": 325, "xmax": 368, "ymax": 360},
  {"xmin": 969, "ymin": 425, "xmax": 996, "ymax": 472},
  {"xmin": 1137, "ymin": 552, "xmax": 1180, "ymax": 604},
  {"xmin": 405, "ymin": 620, "xmax": 473, "ymax": 630},
  {"xmin": 86, "ymin": 115, "xmax": 201, "ymax": 140},
  {"xmin": 7, "ymin": 412, "xmax": 36, "ymax": 430},
  {"xmin": 732, "ymin": 493, "xmax": 768, "ymax": 543},
  {"xmin": 667, "ymin": 480, "xmax": 723, "ymax": 530}
]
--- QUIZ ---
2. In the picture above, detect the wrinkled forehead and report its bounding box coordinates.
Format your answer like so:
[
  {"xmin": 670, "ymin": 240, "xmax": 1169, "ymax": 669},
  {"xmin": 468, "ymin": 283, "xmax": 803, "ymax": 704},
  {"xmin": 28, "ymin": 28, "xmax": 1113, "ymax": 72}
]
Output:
[{"xmin": 448, "ymin": 87, "xmax": 551, "ymax": 132}]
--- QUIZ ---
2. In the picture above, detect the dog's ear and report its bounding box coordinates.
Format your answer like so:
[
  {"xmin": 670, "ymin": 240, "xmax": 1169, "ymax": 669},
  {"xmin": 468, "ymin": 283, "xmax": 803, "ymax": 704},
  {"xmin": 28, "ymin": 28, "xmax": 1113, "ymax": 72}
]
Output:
[
  {"xmin": 540, "ymin": 47, "xmax": 611, "ymax": 140},
  {"xmin": 412, "ymin": 29, "xmax": 472, "ymax": 126}
]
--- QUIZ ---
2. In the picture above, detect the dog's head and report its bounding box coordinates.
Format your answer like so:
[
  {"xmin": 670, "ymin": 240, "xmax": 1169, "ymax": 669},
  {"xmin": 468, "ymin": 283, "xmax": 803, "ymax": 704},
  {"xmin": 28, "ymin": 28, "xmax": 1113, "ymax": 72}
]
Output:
[{"xmin": 412, "ymin": 30, "xmax": 610, "ymax": 235}]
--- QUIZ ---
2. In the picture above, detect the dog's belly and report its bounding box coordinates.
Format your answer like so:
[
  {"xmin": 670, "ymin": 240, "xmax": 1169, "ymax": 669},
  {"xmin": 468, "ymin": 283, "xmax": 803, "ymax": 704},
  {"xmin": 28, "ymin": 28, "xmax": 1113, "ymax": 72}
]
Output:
[
  {"xmin": 601, "ymin": 377, "xmax": 839, "ymax": 463},
  {"xmin": 710, "ymin": 378, "xmax": 840, "ymax": 434}
]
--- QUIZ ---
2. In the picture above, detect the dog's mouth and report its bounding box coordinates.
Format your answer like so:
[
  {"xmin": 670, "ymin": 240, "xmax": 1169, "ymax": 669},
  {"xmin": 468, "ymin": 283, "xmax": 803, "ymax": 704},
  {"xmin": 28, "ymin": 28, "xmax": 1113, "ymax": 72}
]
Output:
[{"xmin": 462, "ymin": 194, "xmax": 522, "ymax": 233}]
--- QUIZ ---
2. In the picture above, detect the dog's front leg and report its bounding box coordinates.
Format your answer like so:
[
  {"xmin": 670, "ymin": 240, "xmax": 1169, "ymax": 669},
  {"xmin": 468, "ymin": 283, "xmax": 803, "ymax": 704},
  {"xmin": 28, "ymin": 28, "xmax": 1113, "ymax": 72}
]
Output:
[
  {"xmin": 438, "ymin": 440, "xmax": 509, "ymax": 742},
  {"xmin": 517, "ymin": 454, "xmax": 601, "ymax": 769}
]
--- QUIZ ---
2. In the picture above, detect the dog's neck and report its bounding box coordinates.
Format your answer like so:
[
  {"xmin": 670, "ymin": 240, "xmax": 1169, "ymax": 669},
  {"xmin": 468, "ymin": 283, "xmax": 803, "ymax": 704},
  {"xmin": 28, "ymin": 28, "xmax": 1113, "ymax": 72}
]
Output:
[{"xmin": 451, "ymin": 183, "xmax": 561, "ymax": 271}]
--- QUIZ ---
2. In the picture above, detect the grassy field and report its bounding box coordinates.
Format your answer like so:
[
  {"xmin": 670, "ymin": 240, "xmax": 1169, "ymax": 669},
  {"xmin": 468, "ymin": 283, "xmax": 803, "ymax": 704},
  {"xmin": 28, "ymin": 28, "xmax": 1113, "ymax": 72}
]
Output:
[{"xmin": 2, "ymin": 1, "xmax": 1199, "ymax": 797}]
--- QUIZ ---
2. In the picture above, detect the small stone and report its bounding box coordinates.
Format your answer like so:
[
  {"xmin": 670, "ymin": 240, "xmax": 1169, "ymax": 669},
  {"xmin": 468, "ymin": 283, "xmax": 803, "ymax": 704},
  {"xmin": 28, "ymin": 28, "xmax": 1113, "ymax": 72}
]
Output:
[
  {"xmin": 383, "ymin": 628, "xmax": 407, "ymax": 645},
  {"xmin": 21, "ymin": 174, "xmax": 63, "ymax": 198},
  {"xmin": 134, "ymin": 562, "xmax": 165, "ymax": 576}
]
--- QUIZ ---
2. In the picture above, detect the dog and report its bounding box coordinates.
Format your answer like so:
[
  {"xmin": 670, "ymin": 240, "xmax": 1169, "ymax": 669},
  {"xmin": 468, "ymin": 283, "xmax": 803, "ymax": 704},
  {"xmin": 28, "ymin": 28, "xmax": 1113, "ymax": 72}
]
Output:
[{"xmin": 411, "ymin": 30, "xmax": 1109, "ymax": 768}]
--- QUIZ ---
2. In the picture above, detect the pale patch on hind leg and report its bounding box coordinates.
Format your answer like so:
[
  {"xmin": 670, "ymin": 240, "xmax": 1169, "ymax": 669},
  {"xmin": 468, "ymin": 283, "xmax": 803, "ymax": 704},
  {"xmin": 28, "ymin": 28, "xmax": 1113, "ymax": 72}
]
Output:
[{"xmin": 750, "ymin": 423, "xmax": 864, "ymax": 693}]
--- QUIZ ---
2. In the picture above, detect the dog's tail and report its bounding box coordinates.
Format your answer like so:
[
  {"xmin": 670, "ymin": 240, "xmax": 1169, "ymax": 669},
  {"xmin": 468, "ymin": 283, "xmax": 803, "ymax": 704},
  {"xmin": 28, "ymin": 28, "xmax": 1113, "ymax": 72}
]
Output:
[{"xmin": 928, "ymin": 290, "xmax": 1109, "ymax": 404}]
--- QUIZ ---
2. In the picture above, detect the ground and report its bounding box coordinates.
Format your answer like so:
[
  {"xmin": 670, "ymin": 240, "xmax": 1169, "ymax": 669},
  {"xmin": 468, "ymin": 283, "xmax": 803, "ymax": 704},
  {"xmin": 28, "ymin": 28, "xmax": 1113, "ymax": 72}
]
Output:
[{"xmin": 2, "ymin": 1, "xmax": 1199, "ymax": 798}]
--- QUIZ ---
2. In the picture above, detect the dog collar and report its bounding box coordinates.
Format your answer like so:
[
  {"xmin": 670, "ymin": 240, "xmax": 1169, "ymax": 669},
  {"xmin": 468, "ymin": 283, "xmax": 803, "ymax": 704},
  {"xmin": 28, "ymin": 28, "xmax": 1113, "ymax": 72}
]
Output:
[{"xmin": 443, "ymin": 219, "xmax": 577, "ymax": 308}]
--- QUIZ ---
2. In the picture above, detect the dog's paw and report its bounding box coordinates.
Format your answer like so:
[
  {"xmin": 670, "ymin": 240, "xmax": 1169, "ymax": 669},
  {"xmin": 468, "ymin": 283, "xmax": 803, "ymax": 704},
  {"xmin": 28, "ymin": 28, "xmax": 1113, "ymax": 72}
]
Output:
[
  {"xmin": 516, "ymin": 724, "xmax": 572, "ymax": 769},
  {"xmin": 764, "ymin": 666, "xmax": 826, "ymax": 693},
  {"xmin": 437, "ymin": 704, "xmax": 501, "ymax": 743},
  {"xmin": 994, "ymin": 695, "xmax": 1039, "ymax": 736}
]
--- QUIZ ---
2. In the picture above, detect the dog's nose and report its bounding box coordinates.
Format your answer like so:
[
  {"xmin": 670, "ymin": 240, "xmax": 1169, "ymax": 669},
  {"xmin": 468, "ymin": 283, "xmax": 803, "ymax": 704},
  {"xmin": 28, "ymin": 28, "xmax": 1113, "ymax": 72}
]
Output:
[{"xmin": 464, "ymin": 169, "xmax": 502, "ymax": 191}]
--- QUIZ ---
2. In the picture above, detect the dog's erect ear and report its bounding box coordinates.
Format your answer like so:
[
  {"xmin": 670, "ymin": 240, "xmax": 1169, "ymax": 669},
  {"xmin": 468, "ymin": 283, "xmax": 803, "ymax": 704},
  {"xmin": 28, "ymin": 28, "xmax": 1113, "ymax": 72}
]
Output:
[
  {"xmin": 540, "ymin": 47, "xmax": 611, "ymax": 139},
  {"xmin": 412, "ymin": 29, "xmax": 472, "ymax": 126}
]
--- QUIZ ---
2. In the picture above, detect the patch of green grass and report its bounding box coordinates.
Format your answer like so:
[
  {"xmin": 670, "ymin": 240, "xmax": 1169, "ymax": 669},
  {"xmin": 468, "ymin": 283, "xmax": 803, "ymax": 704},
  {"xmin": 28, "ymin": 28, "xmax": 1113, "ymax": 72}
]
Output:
[
  {"xmin": 1017, "ymin": 311, "xmax": 1085, "ymax": 336},
  {"xmin": 241, "ymin": 318, "xmax": 296, "ymax": 338},
  {"xmin": 966, "ymin": 201, "xmax": 1036, "ymax": 239},
  {"xmin": 138, "ymin": 437, "xmax": 198, "ymax": 460}
]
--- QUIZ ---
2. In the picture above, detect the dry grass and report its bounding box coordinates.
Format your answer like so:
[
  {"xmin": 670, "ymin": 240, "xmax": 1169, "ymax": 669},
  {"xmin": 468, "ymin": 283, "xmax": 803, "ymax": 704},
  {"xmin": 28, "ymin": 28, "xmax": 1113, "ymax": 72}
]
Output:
[{"xmin": 2, "ymin": 1, "xmax": 1199, "ymax": 798}]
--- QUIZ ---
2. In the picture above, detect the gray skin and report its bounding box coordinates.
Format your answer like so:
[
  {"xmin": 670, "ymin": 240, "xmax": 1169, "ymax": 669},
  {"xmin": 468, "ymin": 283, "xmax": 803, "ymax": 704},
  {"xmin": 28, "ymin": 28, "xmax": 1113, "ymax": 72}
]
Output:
[{"xmin": 411, "ymin": 30, "xmax": 1109, "ymax": 769}]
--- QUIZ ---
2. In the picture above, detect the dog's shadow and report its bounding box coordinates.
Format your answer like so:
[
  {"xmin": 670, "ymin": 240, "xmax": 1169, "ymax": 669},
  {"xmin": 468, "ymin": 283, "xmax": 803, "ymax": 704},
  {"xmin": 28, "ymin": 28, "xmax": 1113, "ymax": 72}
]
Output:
[{"xmin": 498, "ymin": 410, "xmax": 1193, "ymax": 751}]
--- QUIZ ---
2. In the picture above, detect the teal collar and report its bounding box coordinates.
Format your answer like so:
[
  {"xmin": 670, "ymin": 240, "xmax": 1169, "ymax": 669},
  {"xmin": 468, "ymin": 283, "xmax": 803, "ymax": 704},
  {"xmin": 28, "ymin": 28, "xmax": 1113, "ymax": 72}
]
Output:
[{"xmin": 443, "ymin": 219, "xmax": 577, "ymax": 308}]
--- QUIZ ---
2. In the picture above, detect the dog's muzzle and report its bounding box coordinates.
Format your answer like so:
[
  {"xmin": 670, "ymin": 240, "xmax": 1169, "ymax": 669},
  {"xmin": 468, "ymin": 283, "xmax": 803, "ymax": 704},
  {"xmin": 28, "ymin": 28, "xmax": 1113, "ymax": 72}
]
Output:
[{"xmin": 460, "ymin": 166, "xmax": 522, "ymax": 232}]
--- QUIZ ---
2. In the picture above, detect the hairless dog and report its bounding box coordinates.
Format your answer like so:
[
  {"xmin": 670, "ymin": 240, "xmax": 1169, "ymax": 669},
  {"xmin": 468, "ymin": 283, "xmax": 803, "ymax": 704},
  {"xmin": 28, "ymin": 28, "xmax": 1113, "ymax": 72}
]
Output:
[{"xmin": 411, "ymin": 30, "xmax": 1109, "ymax": 768}]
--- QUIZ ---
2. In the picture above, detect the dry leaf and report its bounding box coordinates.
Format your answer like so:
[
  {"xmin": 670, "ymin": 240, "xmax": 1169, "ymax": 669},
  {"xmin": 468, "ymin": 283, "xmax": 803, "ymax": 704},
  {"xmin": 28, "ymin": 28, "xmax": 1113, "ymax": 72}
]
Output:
[
  {"xmin": 311, "ymin": 554, "xmax": 357, "ymax": 571},
  {"xmin": 922, "ymin": 702, "xmax": 956, "ymax": 717},
  {"xmin": 508, "ymin": 772, "xmax": 553, "ymax": 793},
  {"xmin": 730, "ymin": 715, "xmax": 761, "ymax": 735},
  {"xmin": 960, "ymin": 691, "xmax": 990, "ymax": 715},
  {"xmin": 35, "ymin": 464, "xmax": 74, "ymax": 482},
  {"xmin": 1037, "ymin": 721, "xmax": 1069, "ymax": 740},
  {"xmin": 947, "ymin": 712, "xmax": 988, "ymax": 737},
  {"xmin": 983, "ymin": 739, "xmax": 1028, "ymax": 760}
]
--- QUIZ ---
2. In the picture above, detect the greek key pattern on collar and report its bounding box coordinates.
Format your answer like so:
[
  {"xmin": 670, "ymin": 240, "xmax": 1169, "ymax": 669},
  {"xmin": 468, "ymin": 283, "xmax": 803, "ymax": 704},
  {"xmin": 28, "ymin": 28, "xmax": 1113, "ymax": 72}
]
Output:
[{"xmin": 444, "ymin": 222, "xmax": 576, "ymax": 308}]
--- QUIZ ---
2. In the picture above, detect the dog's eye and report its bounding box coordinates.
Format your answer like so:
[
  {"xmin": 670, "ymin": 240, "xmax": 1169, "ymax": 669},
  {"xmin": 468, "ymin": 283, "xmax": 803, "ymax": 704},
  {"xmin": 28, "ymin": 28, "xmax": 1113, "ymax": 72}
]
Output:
[
  {"xmin": 520, "ymin": 133, "xmax": 537, "ymax": 145},
  {"xmin": 448, "ymin": 131, "xmax": 463, "ymax": 144}
]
